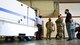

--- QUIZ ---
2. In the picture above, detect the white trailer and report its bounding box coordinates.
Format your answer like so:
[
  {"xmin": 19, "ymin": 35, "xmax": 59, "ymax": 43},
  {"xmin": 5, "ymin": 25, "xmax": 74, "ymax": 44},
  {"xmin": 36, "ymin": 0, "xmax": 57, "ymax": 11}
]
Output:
[{"xmin": 0, "ymin": 0, "xmax": 37, "ymax": 41}]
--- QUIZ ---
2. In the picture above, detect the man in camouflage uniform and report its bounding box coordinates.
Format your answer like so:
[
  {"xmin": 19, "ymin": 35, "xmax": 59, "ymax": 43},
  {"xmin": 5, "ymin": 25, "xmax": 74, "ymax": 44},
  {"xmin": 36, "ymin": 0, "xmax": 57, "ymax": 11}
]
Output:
[
  {"xmin": 55, "ymin": 15, "xmax": 64, "ymax": 39},
  {"xmin": 46, "ymin": 18, "xmax": 55, "ymax": 40}
]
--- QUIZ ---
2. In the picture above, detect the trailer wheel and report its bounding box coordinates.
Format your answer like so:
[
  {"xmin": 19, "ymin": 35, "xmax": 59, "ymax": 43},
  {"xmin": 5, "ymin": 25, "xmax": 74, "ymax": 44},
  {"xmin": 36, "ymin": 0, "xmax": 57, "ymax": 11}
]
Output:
[
  {"xmin": 25, "ymin": 36, "xmax": 33, "ymax": 41},
  {"xmin": 76, "ymin": 33, "xmax": 80, "ymax": 39}
]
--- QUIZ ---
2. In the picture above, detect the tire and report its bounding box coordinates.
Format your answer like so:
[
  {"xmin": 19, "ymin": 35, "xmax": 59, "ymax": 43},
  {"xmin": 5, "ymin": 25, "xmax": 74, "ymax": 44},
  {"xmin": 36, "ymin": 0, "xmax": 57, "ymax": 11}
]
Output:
[
  {"xmin": 5, "ymin": 36, "xmax": 15, "ymax": 41},
  {"xmin": 25, "ymin": 36, "xmax": 33, "ymax": 41},
  {"xmin": 76, "ymin": 33, "xmax": 80, "ymax": 39}
]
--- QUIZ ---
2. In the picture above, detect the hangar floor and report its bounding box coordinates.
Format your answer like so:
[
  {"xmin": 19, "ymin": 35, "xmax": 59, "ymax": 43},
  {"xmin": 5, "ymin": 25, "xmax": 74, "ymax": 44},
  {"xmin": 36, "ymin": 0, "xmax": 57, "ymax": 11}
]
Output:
[{"xmin": 0, "ymin": 39, "xmax": 80, "ymax": 45}]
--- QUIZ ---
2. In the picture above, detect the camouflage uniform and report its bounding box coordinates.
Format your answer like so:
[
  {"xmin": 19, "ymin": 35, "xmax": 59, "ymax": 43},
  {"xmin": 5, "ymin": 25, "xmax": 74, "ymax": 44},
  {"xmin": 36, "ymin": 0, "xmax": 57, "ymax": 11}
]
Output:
[
  {"xmin": 46, "ymin": 21, "xmax": 53, "ymax": 40},
  {"xmin": 55, "ymin": 18, "xmax": 64, "ymax": 39}
]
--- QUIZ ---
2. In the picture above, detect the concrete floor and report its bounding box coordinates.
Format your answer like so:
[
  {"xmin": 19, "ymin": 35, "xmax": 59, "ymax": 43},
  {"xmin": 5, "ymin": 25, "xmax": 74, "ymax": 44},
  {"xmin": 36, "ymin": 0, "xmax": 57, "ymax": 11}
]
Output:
[{"xmin": 0, "ymin": 39, "xmax": 80, "ymax": 45}]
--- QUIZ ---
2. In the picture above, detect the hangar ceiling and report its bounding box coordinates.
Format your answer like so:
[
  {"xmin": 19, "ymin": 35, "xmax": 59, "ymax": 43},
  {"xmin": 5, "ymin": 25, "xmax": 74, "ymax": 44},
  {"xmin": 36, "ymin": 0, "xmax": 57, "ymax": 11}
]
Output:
[
  {"xmin": 18, "ymin": 0, "xmax": 80, "ymax": 3},
  {"xmin": 18, "ymin": 0, "xmax": 80, "ymax": 17}
]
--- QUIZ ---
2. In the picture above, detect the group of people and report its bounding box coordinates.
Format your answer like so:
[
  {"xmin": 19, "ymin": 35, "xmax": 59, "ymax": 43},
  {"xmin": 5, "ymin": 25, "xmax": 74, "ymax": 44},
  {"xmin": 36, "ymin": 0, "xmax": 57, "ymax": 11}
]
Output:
[
  {"xmin": 45, "ymin": 9, "xmax": 80, "ymax": 41},
  {"xmin": 35, "ymin": 9, "xmax": 80, "ymax": 41},
  {"xmin": 46, "ymin": 14, "xmax": 64, "ymax": 40}
]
